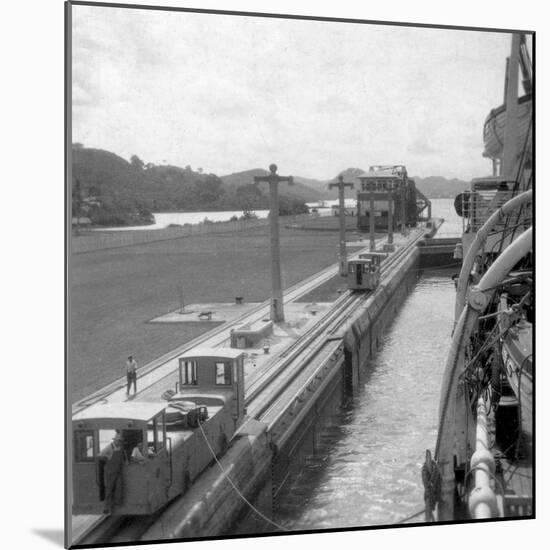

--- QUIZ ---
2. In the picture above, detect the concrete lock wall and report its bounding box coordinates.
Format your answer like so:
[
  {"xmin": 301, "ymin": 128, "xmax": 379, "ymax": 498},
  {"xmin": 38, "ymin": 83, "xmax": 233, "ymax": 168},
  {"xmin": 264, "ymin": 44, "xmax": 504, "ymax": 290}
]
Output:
[
  {"xmin": 142, "ymin": 246, "xmax": 421, "ymax": 540},
  {"xmin": 142, "ymin": 419, "xmax": 272, "ymax": 540},
  {"xmin": 343, "ymin": 248, "xmax": 420, "ymax": 387},
  {"xmin": 270, "ymin": 364, "xmax": 345, "ymax": 504}
]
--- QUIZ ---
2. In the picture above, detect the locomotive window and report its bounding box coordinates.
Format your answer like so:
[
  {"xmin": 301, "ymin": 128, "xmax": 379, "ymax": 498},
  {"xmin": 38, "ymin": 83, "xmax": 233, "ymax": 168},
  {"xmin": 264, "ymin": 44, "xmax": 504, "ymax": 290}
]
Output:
[
  {"xmin": 150, "ymin": 416, "xmax": 165, "ymax": 453},
  {"xmin": 215, "ymin": 362, "xmax": 232, "ymax": 385},
  {"xmin": 182, "ymin": 360, "xmax": 198, "ymax": 385},
  {"xmin": 348, "ymin": 264, "xmax": 355, "ymax": 273},
  {"xmin": 74, "ymin": 430, "xmax": 95, "ymax": 462}
]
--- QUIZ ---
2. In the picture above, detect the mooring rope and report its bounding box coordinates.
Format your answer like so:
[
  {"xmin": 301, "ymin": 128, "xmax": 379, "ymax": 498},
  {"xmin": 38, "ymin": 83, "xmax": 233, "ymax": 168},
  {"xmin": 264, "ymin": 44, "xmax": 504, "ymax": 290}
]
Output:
[
  {"xmin": 396, "ymin": 508, "xmax": 426, "ymax": 524},
  {"xmin": 197, "ymin": 420, "xmax": 287, "ymax": 532}
]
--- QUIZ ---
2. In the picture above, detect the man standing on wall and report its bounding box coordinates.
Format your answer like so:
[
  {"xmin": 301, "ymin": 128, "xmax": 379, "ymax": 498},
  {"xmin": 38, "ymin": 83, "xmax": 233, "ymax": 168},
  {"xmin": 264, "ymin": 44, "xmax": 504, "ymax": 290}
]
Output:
[{"xmin": 125, "ymin": 355, "xmax": 138, "ymax": 396}]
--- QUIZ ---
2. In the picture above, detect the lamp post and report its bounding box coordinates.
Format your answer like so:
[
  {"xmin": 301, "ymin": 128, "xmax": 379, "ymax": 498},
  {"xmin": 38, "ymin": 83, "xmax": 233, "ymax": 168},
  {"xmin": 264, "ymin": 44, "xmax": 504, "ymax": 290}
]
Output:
[{"xmin": 254, "ymin": 164, "xmax": 293, "ymax": 322}]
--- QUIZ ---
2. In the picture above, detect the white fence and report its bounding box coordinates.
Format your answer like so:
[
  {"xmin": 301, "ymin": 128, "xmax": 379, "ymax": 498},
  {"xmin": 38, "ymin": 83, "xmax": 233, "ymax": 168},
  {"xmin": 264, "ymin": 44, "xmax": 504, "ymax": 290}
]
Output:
[{"xmin": 71, "ymin": 213, "xmax": 314, "ymax": 254}]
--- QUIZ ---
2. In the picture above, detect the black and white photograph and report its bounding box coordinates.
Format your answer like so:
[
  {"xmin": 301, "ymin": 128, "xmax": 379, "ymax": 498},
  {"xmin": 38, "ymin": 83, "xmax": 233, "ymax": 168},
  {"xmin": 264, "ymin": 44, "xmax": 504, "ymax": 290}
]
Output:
[
  {"xmin": 64, "ymin": 1, "xmax": 536, "ymax": 547},
  {"xmin": 6, "ymin": 1, "xmax": 542, "ymax": 548}
]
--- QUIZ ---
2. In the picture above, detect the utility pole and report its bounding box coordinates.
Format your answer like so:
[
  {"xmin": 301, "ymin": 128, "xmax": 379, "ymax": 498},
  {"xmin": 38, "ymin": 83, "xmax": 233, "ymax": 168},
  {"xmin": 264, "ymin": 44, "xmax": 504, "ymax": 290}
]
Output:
[
  {"xmin": 369, "ymin": 183, "xmax": 376, "ymax": 251},
  {"xmin": 254, "ymin": 164, "xmax": 293, "ymax": 322},
  {"xmin": 75, "ymin": 178, "xmax": 82, "ymax": 235},
  {"xmin": 387, "ymin": 182, "xmax": 394, "ymax": 249},
  {"xmin": 329, "ymin": 175, "xmax": 354, "ymax": 276}
]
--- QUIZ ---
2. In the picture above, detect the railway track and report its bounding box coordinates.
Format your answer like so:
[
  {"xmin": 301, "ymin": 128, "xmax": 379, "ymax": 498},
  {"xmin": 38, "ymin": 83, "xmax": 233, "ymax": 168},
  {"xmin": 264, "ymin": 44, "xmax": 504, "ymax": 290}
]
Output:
[
  {"xmin": 71, "ymin": 232, "xmax": 424, "ymax": 546},
  {"xmin": 71, "ymin": 239, "xmax": 388, "ymax": 416},
  {"xmin": 246, "ymin": 229, "xmax": 425, "ymax": 420}
]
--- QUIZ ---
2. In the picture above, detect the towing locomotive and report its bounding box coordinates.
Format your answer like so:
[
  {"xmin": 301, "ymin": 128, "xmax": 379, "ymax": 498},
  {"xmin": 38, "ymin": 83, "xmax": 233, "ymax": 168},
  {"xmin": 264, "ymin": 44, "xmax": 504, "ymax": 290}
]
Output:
[
  {"xmin": 347, "ymin": 251, "xmax": 386, "ymax": 291},
  {"xmin": 72, "ymin": 348, "xmax": 246, "ymax": 516}
]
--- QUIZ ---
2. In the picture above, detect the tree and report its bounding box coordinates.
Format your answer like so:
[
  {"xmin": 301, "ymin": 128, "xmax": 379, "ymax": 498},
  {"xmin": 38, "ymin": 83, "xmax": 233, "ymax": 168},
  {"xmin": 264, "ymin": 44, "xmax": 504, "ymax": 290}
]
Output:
[
  {"xmin": 72, "ymin": 178, "xmax": 83, "ymax": 216},
  {"xmin": 235, "ymin": 184, "xmax": 266, "ymax": 210},
  {"xmin": 130, "ymin": 155, "xmax": 145, "ymax": 171},
  {"xmin": 193, "ymin": 175, "xmax": 224, "ymax": 204},
  {"xmin": 278, "ymin": 196, "xmax": 309, "ymax": 216}
]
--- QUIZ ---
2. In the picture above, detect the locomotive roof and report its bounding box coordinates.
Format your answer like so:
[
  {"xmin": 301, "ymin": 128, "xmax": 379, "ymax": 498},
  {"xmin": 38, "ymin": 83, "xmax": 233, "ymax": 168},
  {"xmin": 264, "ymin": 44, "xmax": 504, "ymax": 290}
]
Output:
[
  {"xmin": 178, "ymin": 347, "xmax": 245, "ymax": 360},
  {"xmin": 73, "ymin": 401, "xmax": 166, "ymax": 423}
]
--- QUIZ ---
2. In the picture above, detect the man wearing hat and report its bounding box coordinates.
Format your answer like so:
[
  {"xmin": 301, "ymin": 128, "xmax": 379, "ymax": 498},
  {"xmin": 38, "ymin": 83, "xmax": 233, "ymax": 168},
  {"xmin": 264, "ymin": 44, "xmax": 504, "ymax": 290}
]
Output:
[
  {"xmin": 125, "ymin": 355, "xmax": 138, "ymax": 396},
  {"xmin": 99, "ymin": 431, "xmax": 124, "ymax": 514}
]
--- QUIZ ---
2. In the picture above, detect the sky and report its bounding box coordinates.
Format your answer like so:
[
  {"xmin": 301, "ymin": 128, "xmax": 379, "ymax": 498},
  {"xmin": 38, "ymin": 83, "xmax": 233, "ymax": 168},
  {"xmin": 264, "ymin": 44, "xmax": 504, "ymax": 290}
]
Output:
[{"xmin": 71, "ymin": 5, "xmax": 524, "ymax": 181}]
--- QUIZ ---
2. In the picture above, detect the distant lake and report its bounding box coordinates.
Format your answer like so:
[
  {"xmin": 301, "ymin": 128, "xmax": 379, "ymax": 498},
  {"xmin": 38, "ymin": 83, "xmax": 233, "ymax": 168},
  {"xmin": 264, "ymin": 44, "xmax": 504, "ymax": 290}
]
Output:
[
  {"xmin": 92, "ymin": 198, "xmax": 462, "ymax": 234},
  {"xmin": 93, "ymin": 210, "xmax": 271, "ymax": 231},
  {"xmin": 429, "ymin": 197, "xmax": 463, "ymax": 236}
]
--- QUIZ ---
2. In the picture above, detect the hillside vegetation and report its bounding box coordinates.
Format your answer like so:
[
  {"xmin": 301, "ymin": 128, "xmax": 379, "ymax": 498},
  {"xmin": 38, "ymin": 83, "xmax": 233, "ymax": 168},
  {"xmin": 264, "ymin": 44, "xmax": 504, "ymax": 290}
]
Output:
[
  {"xmin": 72, "ymin": 146, "xmax": 313, "ymax": 226},
  {"xmin": 71, "ymin": 144, "xmax": 471, "ymax": 226}
]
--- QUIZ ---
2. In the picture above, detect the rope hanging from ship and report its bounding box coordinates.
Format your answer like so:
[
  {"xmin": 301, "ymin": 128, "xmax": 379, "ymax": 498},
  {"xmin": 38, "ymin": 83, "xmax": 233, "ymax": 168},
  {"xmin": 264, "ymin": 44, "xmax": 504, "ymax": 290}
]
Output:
[
  {"xmin": 421, "ymin": 449, "xmax": 441, "ymax": 522},
  {"xmin": 196, "ymin": 419, "xmax": 287, "ymax": 533}
]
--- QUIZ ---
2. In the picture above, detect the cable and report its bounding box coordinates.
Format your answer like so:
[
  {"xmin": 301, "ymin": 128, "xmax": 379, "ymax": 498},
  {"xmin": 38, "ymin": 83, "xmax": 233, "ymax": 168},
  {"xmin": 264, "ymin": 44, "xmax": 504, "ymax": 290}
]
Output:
[
  {"xmin": 396, "ymin": 508, "xmax": 426, "ymax": 524},
  {"xmin": 197, "ymin": 420, "xmax": 287, "ymax": 532}
]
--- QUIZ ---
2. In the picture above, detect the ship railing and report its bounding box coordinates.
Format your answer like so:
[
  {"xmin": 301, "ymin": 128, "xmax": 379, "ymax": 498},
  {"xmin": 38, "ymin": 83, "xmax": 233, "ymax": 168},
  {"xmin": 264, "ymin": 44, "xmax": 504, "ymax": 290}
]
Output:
[{"xmin": 468, "ymin": 190, "xmax": 531, "ymax": 233}]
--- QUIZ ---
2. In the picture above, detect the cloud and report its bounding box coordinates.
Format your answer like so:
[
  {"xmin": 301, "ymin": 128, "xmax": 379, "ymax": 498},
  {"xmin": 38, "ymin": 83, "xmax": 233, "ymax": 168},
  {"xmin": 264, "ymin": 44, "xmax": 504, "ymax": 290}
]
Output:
[
  {"xmin": 70, "ymin": 5, "xmax": 512, "ymax": 180},
  {"xmin": 407, "ymin": 136, "xmax": 440, "ymax": 155}
]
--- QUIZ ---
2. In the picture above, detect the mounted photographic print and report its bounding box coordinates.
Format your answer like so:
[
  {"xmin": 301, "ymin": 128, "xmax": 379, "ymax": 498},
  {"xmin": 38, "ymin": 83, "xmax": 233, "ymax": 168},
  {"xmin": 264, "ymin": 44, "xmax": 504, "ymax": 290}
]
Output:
[{"xmin": 66, "ymin": 1, "xmax": 534, "ymax": 547}]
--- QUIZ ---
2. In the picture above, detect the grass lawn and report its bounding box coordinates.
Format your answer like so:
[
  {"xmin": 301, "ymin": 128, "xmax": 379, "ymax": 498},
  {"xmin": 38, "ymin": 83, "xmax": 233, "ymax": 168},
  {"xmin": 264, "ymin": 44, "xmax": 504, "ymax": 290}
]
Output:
[{"xmin": 69, "ymin": 224, "xmax": 357, "ymax": 402}]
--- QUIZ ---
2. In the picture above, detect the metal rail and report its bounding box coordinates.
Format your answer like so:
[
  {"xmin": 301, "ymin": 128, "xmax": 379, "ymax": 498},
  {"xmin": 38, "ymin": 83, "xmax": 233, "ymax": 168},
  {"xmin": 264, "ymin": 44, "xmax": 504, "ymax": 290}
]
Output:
[
  {"xmin": 246, "ymin": 229, "xmax": 425, "ymax": 419},
  {"xmin": 71, "ymin": 231, "xmax": 425, "ymax": 546},
  {"xmin": 71, "ymin": 242, "xmax": 378, "ymax": 415}
]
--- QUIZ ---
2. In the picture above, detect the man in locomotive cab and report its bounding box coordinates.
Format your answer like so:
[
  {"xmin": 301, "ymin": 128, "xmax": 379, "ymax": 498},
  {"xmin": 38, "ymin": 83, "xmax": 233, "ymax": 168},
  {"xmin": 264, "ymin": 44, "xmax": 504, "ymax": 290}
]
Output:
[
  {"xmin": 130, "ymin": 439, "xmax": 156, "ymax": 463},
  {"xmin": 99, "ymin": 430, "xmax": 123, "ymax": 461},
  {"xmin": 99, "ymin": 431, "xmax": 125, "ymax": 514},
  {"xmin": 131, "ymin": 441, "xmax": 148, "ymax": 464}
]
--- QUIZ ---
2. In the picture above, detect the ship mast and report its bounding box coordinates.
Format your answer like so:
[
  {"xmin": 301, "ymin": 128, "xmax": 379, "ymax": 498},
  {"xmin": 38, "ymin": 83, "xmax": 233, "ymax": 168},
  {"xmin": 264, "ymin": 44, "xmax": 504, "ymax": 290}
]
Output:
[{"xmin": 501, "ymin": 34, "xmax": 521, "ymax": 179}]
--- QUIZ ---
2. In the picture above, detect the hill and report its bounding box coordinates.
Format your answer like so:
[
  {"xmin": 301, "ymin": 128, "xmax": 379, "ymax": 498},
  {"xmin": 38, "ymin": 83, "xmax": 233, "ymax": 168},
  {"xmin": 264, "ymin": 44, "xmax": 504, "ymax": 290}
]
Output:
[
  {"xmin": 71, "ymin": 147, "xmax": 312, "ymax": 226},
  {"xmin": 220, "ymin": 169, "xmax": 324, "ymax": 202},
  {"xmin": 71, "ymin": 146, "xmax": 470, "ymax": 227},
  {"xmin": 72, "ymin": 147, "xmax": 156, "ymax": 226}
]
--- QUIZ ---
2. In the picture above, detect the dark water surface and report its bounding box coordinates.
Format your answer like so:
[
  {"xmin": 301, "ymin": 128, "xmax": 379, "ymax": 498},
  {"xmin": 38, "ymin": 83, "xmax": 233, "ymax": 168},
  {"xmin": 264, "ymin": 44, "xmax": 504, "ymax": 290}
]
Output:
[{"xmin": 273, "ymin": 270, "xmax": 456, "ymax": 530}]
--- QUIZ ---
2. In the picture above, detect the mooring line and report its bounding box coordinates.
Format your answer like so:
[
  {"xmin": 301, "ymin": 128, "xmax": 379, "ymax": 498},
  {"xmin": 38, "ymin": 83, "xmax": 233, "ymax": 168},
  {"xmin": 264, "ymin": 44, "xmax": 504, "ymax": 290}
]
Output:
[
  {"xmin": 197, "ymin": 421, "xmax": 287, "ymax": 532},
  {"xmin": 396, "ymin": 508, "xmax": 426, "ymax": 524}
]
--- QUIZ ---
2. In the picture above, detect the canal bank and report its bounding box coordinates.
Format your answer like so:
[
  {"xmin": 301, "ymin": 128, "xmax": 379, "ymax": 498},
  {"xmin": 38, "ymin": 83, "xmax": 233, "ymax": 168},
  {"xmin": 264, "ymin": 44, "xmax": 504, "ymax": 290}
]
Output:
[
  {"xmin": 138, "ymin": 228, "xmax": 448, "ymax": 541},
  {"xmin": 69, "ymin": 223, "xmax": 369, "ymax": 403}
]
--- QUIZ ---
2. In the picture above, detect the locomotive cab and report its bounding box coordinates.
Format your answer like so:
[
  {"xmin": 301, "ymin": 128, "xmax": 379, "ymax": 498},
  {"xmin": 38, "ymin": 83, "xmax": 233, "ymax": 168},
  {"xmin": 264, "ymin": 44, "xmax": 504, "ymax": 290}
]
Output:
[
  {"xmin": 72, "ymin": 349, "xmax": 247, "ymax": 517},
  {"xmin": 348, "ymin": 253, "xmax": 384, "ymax": 291},
  {"xmin": 174, "ymin": 348, "xmax": 245, "ymax": 430},
  {"xmin": 72, "ymin": 402, "xmax": 170, "ymax": 515}
]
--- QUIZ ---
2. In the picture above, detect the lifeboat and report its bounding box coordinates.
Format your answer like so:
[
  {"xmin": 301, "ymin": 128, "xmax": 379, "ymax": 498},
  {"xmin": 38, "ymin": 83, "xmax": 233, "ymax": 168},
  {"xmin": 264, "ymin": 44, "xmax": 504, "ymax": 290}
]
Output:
[{"xmin": 483, "ymin": 94, "xmax": 532, "ymax": 160}]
